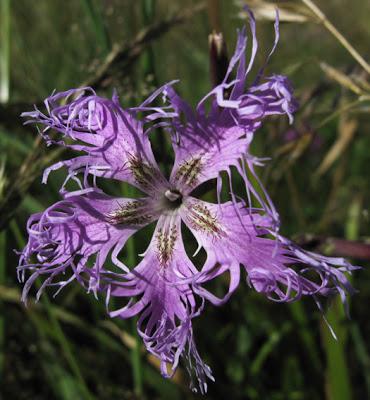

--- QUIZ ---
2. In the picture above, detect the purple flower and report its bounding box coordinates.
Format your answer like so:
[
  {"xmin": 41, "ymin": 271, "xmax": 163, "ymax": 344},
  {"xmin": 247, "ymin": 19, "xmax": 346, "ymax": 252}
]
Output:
[{"xmin": 19, "ymin": 12, "xmax": 356, "ymax": 393}]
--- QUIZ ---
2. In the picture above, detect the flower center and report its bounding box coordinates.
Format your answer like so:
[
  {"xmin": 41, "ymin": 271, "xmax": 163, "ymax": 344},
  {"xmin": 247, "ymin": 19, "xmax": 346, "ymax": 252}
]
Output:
[{"xmin": 163, "ymin": 189, "xmax": 183, "ymax": 209}]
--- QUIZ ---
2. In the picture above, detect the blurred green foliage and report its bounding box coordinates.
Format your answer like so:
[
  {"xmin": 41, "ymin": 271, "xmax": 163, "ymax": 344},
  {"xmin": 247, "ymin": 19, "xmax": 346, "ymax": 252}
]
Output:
[{"xmin": 0, "ymin": 1, "xmax": 369, "ymax": 399}]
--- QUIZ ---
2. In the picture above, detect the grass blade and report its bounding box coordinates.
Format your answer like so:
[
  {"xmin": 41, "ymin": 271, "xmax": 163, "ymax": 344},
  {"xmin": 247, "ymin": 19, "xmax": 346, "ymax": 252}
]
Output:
[
  {"xmin": 288, "ymin": 301, "xmax": 322, "ymax": 369},
  {"xmin": 121, "ymin": 184, "xmax": 143, "ymax": 396},
  {"xmin": 81, "ymin": 0, "xmax": 110, "ymax": 54},
  {"xmin": 322, "ymin": 303, "xmax": 352, "ymax": 400},
  {"xmin": 141, "ymin": 0, "xmax": 157, "ymax": 76},
  {"xmin": 321, "ymin": 197, "xmax": 361, "ymax": 400}
]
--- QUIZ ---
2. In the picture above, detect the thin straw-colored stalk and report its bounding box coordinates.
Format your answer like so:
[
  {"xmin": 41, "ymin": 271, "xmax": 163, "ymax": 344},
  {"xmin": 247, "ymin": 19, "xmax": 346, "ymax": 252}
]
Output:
[
  {"xmin": 10, "ymin": 220, "xmax": 95, "ymax": 400},
  {"xmin": 0, "ymin": 0, "xmax": 10, "ymax": 103},
  {"xmin": 301, "ymin": 0, "xmax": 370, "ymax": 74}
]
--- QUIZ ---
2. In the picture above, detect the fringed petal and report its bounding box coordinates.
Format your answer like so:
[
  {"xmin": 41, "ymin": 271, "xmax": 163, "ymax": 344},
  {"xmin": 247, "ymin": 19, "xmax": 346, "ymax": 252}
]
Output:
[
  {"xmin": 22, "ymin": 88, "xmax": 168, "ymax": 195},
  {"xmin": 181, "ymin": 198, "xmax": 356, "ymax": 308},
  {"xmin": 169, "ymin": 118, "xmax": 252, "ymax": 195},
  {"xmin": 18, "ymin": 190, "xmax": 158, "ymax": 302},
  {"xmin": 162, "ymin": 12, "xmax": 296, "ymax": 226},
  {"xmin": 106, "ymin": 215, "xmax": 214, "ymax": 393}
]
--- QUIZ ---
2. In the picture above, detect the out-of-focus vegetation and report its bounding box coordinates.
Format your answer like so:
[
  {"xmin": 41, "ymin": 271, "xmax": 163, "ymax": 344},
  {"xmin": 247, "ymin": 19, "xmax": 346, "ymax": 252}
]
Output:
[{"xmin": 0, "ymin": 0, "xmax": 369, "ymax": 399}]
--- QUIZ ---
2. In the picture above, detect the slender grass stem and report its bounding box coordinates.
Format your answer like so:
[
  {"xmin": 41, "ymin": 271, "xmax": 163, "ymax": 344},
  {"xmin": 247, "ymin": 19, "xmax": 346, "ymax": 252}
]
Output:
[
  {"xmin": 122, "ymin": 184, "xmax": 143, "ymax": 397},
  {"xmin": 142, "ymin": 0, "xmax": 157, "ymax": 79},
  {"xmin": 315, "ymin": 99, "xmax": 362, "ymax": 130},
  {"xmin": 81, "ymin": 0, "xmax": 110, "ymax": 54},
  {"xmin": 130, "ymin": 317, "xmax": 143, "ymax": 397},
  {"xmin": 301, "ymin": 0, "xmax": 370, "ymax": 74}
]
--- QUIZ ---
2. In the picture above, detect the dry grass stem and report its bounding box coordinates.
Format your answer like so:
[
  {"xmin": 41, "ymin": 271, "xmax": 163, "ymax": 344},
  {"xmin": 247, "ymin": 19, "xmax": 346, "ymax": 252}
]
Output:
[
  {"xmin": 239, "ymin": 0, "xmax": 311, "ymax": 22},
  {"xmin": 320, "ymin": 62, "xmax": 364, "ymax": 95},
  {"xmin": 302, "ymin": 0, "xmax": 370, "ymax": 74},
  {"xmin": 315, "ymin": 115, "xmax": 358, "ymax": 177}
]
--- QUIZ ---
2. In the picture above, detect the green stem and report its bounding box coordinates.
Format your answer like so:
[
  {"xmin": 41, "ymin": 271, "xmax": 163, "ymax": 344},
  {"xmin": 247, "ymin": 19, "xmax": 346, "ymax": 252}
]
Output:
[
  {"xmin": 141, "ymin": 0, "xmax": 157, "ymax": 78},
  {"xmin": 131, "ymin": 317, "xmax": 143, "ymax": 397},
  {"xmin": 122, "ymin": 185, "xmax": 143, "ymax": 397},
  {"xmin": 322, "ymin": 198, "xmax": 360, "ymax": 400},
  {"xmin": 322, "ymin": 301, "xmax": 351, "ymax": 400},
  {"xmin": 81, "ymin": 0, "xmax": 110, "ymax": 54}
]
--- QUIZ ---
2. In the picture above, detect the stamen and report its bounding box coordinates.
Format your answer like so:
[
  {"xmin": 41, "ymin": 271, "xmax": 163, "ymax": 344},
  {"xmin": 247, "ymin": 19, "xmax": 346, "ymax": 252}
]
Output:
[
  {"xmin": 162, "ymin": 189, "xmax": 183, "ymax": 210},
  {"xmin": 128, "ymin": 155, "xmax": 159, "ymax": 190},
  {"xmin": 187, "ymin": 201, "xmax": 226, "ymax": 238},
  {"xmin": 175, "ymin": 155, "xmax": 203, "ymax": 188},
  {"xmin": 156, "ymin": 226, "xmax": 178, "ymax": 266},
  {"xmin": 105, "ymin": 200, "xmax": 152, "ymax": 226},
  {"xmin": 164, "ymin": 189, "xmax": 182, "ymax": 202}
]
